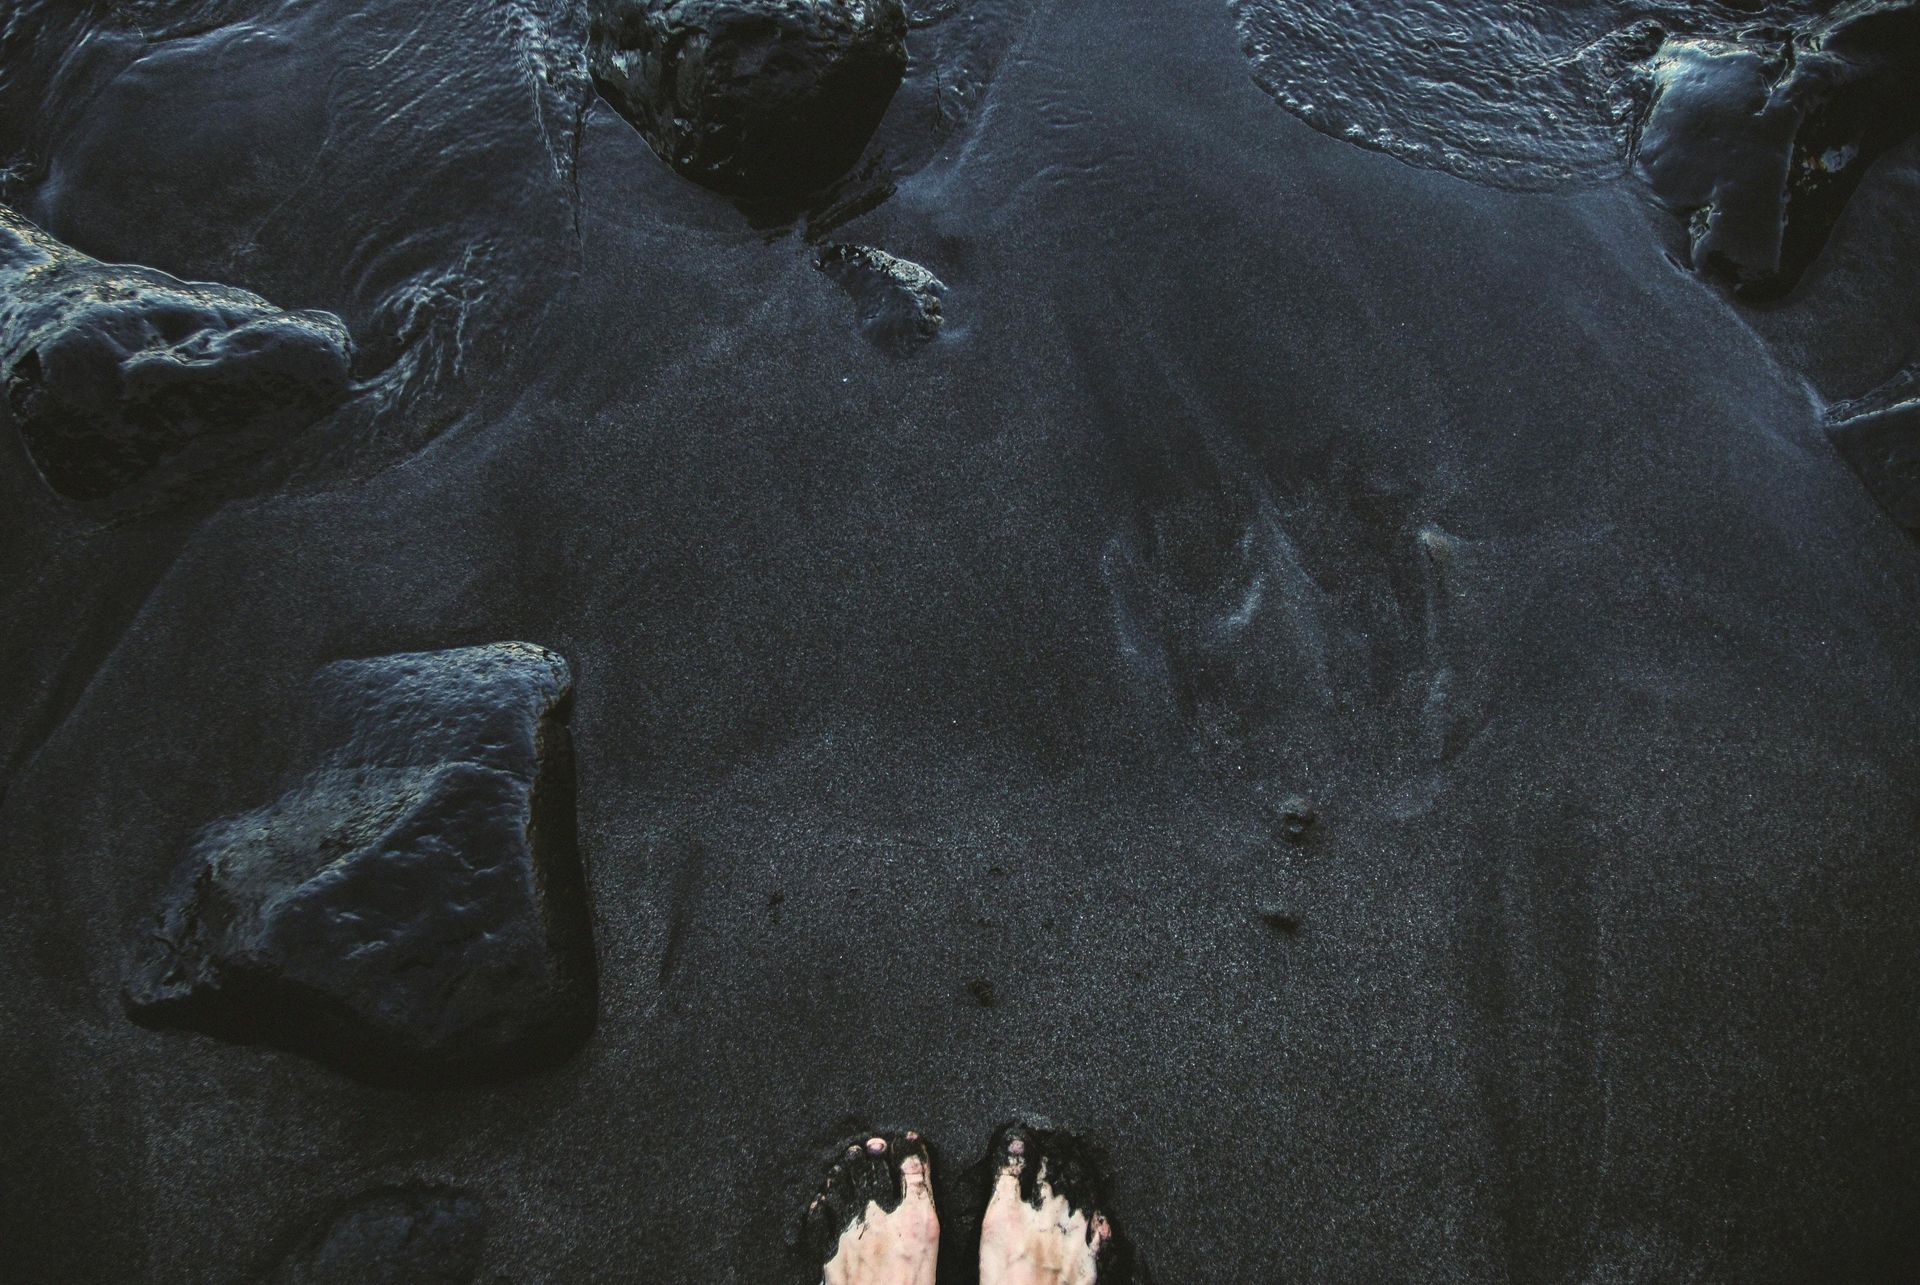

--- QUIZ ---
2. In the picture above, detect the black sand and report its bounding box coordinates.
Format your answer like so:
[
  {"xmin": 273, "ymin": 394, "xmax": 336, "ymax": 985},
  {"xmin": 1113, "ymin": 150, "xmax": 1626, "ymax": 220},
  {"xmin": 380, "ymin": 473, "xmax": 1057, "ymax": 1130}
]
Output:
[{"xmin": 3, "ymin": 0, "xmax": 1920, "ymax": 1280}]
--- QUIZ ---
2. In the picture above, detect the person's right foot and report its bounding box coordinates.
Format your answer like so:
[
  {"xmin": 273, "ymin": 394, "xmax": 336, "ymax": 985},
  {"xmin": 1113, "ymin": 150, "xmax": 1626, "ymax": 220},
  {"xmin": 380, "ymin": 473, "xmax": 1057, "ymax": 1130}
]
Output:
[{"xmin": 978, "ymin": 1125, "xmax": 1134, "ymax": 1285}]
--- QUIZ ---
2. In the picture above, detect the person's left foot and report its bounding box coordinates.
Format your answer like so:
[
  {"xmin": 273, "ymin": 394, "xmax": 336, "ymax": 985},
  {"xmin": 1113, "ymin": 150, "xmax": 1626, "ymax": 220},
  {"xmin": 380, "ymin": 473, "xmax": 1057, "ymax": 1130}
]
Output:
[{"xmin": 802, "ymin": 1130, "xmax": 939, "ymax": 1285}]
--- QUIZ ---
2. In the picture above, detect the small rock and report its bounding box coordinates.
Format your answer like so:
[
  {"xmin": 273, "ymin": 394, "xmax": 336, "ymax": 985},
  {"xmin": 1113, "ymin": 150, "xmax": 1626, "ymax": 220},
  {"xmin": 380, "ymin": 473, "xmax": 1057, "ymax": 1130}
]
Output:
[
  {"xmin": 274, "ymin": 1187, "xmax": 485, "ymax": 1285},
  {"xmin": 124, "ymin": 643, "xmax": 596, "ymax": 1086},
  {"xmin": 588, "ymin": 0, "xmax": 908, "ymax": 203},
  {"xmin": 966, "ymin": 976, "xmax": 997, "ymax": 1008},
  {"xmin": 0, "ymin": 204, "xmax": 352, "ymax": 502},
  {"xmin": 815, "ymin": 244, "xmax": 945, "ymax": 352}
]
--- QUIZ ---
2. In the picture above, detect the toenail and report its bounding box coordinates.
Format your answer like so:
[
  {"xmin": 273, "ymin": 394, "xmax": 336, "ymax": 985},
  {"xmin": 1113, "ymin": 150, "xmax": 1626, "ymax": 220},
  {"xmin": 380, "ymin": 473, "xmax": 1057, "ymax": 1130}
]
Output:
[
  {"xmin": 865, "ymin": 1136, "xmax": 887, "ymax": 1154},
  {"xmin": 905, "ymin": 1130, "xmax": 919, "ymax": 1141},
  {"xmin": 1008, "ymin": 1137, "xmax": 1026, "ymax": 1157},
  {"xmin": 846, "ymin": 1146, "xmax": 861, "ymax": 1159}
]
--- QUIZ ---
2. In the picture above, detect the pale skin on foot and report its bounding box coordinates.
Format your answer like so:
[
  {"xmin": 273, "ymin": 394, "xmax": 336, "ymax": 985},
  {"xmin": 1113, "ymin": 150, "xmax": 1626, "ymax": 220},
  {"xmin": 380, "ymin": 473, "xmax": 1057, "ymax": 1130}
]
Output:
[
  {"xmin": 980, "ymin": 1135, "xmax": 1112, "ymax": 1285},
  {"xmin": 819, "ymin": 1135, "xmax": 938, "ymax": 1285},
  {"xmin": 818, "ymin": 1133, "xmax": 1114, "ymax": 1285}
]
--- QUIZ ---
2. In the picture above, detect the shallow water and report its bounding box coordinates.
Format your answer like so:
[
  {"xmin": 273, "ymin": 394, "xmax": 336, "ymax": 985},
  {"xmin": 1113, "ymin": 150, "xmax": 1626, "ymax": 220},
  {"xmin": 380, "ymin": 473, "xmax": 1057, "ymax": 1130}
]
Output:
[
  {"xmin": 797, "ymin": 0, "xmax": 1041, "ymax": 233},
  {"xmin": 0, "ymin": 0, "xmax": 1040, "ymax": 470},
  {"xmin": 1232, "ymin": 0, "xmax": 1833, "ymax": 189},
  {"xmin": 2, "ymin": 0, "xmax": 592, "ymax": 473}
]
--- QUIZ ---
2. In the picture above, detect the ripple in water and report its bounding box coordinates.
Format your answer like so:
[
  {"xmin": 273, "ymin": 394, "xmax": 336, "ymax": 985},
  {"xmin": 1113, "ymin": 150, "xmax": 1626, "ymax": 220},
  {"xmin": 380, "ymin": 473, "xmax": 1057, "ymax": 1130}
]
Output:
[
  {"xmin": 805, "ymin": 0, "xmax": 1040, "ymax": 232},
  {"xmin": 0, "ymin": 0, "xmax": 593, "ymax": 478},
  {"xmin": 1231, "ymin": 0, "xmax": 1833, "ymax": 190}
]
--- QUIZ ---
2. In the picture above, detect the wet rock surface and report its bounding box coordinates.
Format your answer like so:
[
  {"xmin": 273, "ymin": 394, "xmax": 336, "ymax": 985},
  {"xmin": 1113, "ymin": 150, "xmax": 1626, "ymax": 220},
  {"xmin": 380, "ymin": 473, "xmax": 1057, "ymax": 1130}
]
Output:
[
  {"xmin": 1634, "ymin": 1, "xmax": 1920, "ymax": 296},
  {"xmin": 589, "ymin": 0, "xmax": 908, "ymax": 204},
  {"xmin": 124, "ymin": 643, "xmax": 594, "ymax": 1086},
  {"xmin": 273, "ymin": 1187, "xmax": 486, "ymax": 1285},
  {"xmin": 0, "ymin": 205, "xmax": 351, "ymax": 503},
  {"xmin": 0, "ymin": 0, "xmax": 592, "ymax": 475},
  {"xmin": 815, "ymin": 243, "xmax": 945, "ymax": 351}
]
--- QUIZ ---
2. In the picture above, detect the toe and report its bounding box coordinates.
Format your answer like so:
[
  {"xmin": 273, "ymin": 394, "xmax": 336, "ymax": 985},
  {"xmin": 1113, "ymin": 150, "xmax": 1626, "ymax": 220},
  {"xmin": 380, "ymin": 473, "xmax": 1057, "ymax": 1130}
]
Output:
[
  {"xmin": 848, "ymin": 1138, "xmax": 895, "ymax": 1213},
  {"xmin": 802, "ymin": 1193, "xmax": 832, "ymax": 1253},
  {"xmin": 807, "ymin": 1153, "xmax": 862, "ymax": 1263},
  {"xmin": 1000, "ymin": 1131, "xmax": 1028, "ymax": 1176},
  {"xmin": 999, "ymin": 1136, "xmax": 1027, "ymax": 1194},
  {"xmin": 893, "ymin": 1131, "xmax": 934, "ymax": 1197},
  {"xmin": 988, "ymin": 1128, "xmax": 1029, "ymax": 1215},
  {"xmin": 898, "ymin": 1151, "xmax": 932, "ymax": 1203},
  {"xmin": 1040, "ymin": 1184, "xmax": 1076, "ymax": 1232},
  {"xmin": 817, "ymin": 1161, "xmax": 856, "ymax": 1230}
]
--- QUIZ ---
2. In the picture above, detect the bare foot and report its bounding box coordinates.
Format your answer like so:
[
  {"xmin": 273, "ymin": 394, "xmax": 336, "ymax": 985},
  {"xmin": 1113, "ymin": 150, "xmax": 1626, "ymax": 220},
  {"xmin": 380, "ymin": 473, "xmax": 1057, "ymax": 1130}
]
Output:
[
  {"xmin": 802, "ymin": 1130, "xmax": 938, "ymax": 1285},
  {"xmin": 978, "ymin": 1125, "xmax": 1140, "ymax": 1285}
]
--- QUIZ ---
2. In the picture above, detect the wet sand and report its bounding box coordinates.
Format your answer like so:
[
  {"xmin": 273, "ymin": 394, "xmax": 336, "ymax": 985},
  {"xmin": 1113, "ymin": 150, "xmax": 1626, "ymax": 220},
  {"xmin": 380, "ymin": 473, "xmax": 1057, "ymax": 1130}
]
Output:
[{"xmin": 3, "ymin": 0, "xmax": 1920, "ymax": 1280}]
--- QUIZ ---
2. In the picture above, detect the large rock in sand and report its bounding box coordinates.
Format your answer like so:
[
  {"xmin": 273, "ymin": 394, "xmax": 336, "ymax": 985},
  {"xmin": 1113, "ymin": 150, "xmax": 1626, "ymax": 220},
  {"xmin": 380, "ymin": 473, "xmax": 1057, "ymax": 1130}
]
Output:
[
  {"xmin": 588, "ymin": 0, "xmax": 908, "ymax": 204},
  {"xmin": 0, "ymin": 205, "xmax": 352, "ymax": 503},
  {"xmin": 1633, "ymin": 0, "xmax": 1920, "ymax": 297},
  {"xmin": 124, "ymin": 643, "xmax": 596, "ymax": 1086}
]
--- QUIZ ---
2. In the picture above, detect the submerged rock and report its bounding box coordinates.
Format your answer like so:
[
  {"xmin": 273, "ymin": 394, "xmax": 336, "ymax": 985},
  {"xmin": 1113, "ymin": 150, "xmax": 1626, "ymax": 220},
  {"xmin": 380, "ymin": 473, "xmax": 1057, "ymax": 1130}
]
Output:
[
  {"xmin": 124, "ymin": 643, "xmax": 596, "ymax": 1086},
  {"xmin": 1634, "ymin": 1, "xmax": 1920, "ymax": 297},
  {"xmin": 588, "ymin": 0, "xmax": 908, "ymax": 203},
  {"xmin": 0, "ymin": 205, "xmax": 352, "ymax": 503},
  {"xmin": 814, "ymin": 243, "xmax": 944, "ymax": 352},
  {"xmin": 274, "ymin": 1187, "xmax": 486, "ymax": 1285}
]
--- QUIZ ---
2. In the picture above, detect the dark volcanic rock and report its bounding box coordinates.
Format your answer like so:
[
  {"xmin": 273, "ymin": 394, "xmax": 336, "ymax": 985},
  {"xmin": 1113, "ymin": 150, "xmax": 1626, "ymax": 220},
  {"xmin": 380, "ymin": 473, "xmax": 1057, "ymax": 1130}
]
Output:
[
  {"xmin": 814, "ymin": 243, "xmax": 944, "ymax": 352},
  {"xmin": 0, "ymin": 204, "xmax": 352, "ymax": 503},
  {"xmin": 1634, "ymin": 1, "xmax": 1920, "ymax": 296},
  {"xmin": 274, "ymin": 1187, "xmax": 486, "ymax": 1285},
  {"xmin": 588, "ymin": 0, "xmax": 908, "ymax": 203},
  {"xmin": 124, "ymin": 643, "xmax": 595, "ymax": 1086},
  {"xmin": 1634, "ymin": 36, "xmax": 1803, "ymax": 290}
]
